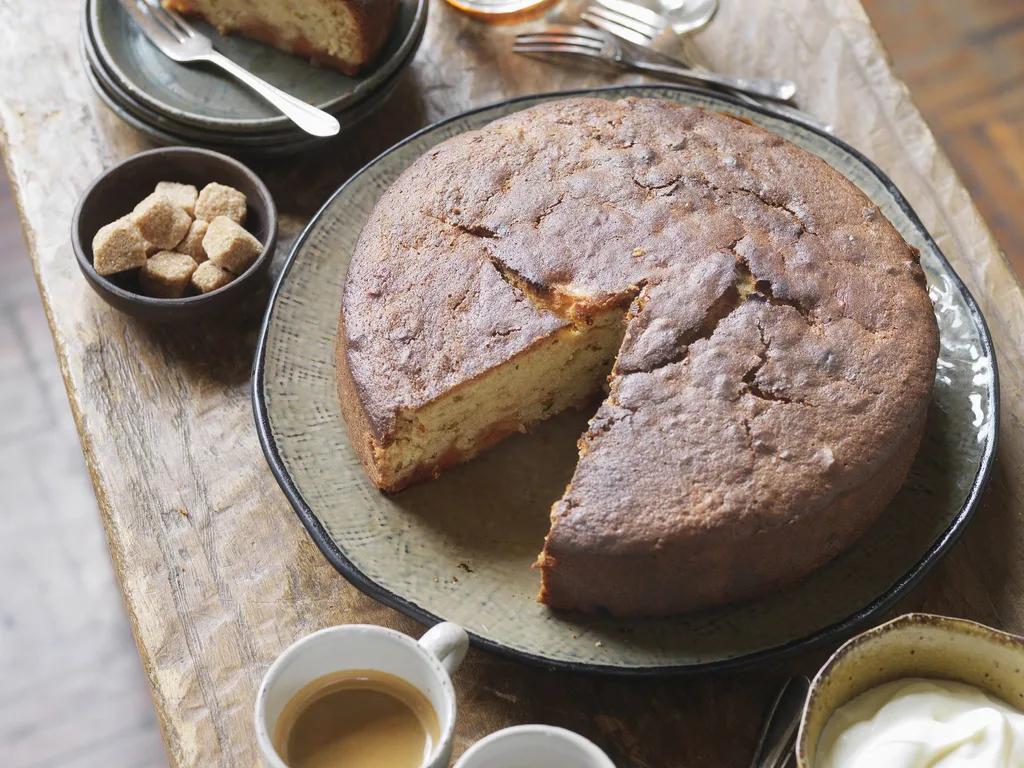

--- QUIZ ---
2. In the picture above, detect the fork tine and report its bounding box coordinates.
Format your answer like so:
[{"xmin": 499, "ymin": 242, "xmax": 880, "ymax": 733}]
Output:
[
  {"xmin": 119, "ymin": 0, "xmax": 182, "ymax": 47},
  {"xmin": 135, "ymin": 0, "xmax": 188, "ymax": 43},
  {"xmin": 514, "ymin": 33, "xmax": 604, "ymax": 49},
  {"xmin": 582, "ymin": 8, "xmax": 656, "ymax": 42},
  {"xmin": 512, "ymin": 43, "xmax": 605, "ymax": 58},
  {"xmin": 581, "ymin": 12, "xmax": 651, "ymax": 46},
  {"xmin": 582, "ymin": 14, "xmax": 651, "ymax": 46},
  {"xmin": 142, "ymin": 0, "xmax": 199, "ymax": 39},
  {"xmin": 531, "ymin": 24, "xmax": 608, "ymax": 41},
  {"xmin": 593, "ymin": 0, "xmax": 667, "ymax": 30}
]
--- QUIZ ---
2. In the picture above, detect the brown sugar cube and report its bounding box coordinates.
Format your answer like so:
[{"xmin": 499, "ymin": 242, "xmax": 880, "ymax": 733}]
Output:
[
  {"xmin": 175, "ymin": 219, "xmax": 209, "ymax": 263},
  {"xmin": 92, "ymin": 216, "xmax": 148, "ymax": 276},
  {"xmin": 191, "ymin": 261, "xmax": 235, "ymax": 294},
  {"xmin": 131, "ymin": 192, "xmax": 192, "ymax": 250},
  {"xmin": 155, "ymin": 181, "xmax": 199, "ymax": 216},
  {"xmin": 203, "ymin": 216, "xmax": 263, "ymax": 275},
  {"xmin": 194, "ymin": 183, "xmax": 247, "ymax": 225},
  {"xmin": 139, "ymin": 251, "xmax": 198, "ymax": 299}
]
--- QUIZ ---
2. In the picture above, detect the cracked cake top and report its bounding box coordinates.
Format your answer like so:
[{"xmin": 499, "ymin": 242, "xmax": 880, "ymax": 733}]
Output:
[{"xmin": 341, "ymin": 96, "xmax": 938, "ymax": 554}]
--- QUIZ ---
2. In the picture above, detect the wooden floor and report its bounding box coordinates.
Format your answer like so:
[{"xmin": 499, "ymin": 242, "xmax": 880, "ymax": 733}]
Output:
[
  {"xmin": 0, "ymin": 178, "xmax": 168, "ymax": 765},
  {"xmin": 862, "ymin": 0, "xmax": 1024, "ymax": 280},
  {"xmin": 0, "ymin": 1, "xmax": 1020, "ymax": 766}
]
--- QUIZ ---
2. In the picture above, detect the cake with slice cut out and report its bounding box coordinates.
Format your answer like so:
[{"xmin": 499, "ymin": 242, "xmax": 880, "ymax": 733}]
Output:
[
  {"xmin": 336, "ymin": 97, "xmax": 939, "ymax": 616},
  {"xmin": 163, "ymin": 0, "xmax": 398, "ymax": 75}
]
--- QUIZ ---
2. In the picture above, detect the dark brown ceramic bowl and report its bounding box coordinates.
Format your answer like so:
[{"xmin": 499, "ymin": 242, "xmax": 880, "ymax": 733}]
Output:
[{"xmin": 72, "ymin": 147, "xmax": 277, "ymax": 322}]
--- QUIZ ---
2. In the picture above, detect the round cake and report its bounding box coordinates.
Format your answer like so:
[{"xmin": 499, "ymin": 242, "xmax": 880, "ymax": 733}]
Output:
[{"xmin": 336, "ymin": 97, "xmax": 939, "ymax": 616}]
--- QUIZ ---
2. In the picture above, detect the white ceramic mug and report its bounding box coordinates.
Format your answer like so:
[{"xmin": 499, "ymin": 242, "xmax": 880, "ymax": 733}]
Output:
[
  {"xmin": 254, "ymin": 622, "xmax": 470, "ymax": 768},
  {"xmin": 454, "ymin": 724, "xmax": 617, "ymax": 768}
]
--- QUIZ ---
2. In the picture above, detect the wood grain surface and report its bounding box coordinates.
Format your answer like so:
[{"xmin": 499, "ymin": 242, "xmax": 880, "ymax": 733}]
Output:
[
  {"xmin": 0, "ymin": 0, "xmax": 1022, "ymax": 766},
  {"xmin": 863, "ymin": 0, "xmax": 1024, "ymax": 281}
]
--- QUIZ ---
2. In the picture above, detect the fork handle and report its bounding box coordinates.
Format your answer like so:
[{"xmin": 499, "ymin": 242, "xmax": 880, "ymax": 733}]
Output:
[
  {"xmin": 725, "ymin": 88, "xmax": 835, "ymax": 134},
  {"xmin": 202, "ymin": 52, "xmax": 341, "ymax": 137},
  {"xmin": 626, "ymin": 59, "xmax": 796, "ymax": 102}
]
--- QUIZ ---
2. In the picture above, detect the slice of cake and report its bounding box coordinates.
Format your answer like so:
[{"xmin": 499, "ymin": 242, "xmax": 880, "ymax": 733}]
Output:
[{"xmin": 163, "ymin": 0, "xmax": 399, "ymax": 75}]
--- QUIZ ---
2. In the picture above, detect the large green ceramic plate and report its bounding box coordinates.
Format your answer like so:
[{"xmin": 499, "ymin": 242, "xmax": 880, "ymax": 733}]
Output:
[
  {"xmin": 254, "ymin": 86, "xmax": 998, "ymax": 675},
  {"xmin": 90, "ymin": 0, "xmax": 427, "ymax": 133}
]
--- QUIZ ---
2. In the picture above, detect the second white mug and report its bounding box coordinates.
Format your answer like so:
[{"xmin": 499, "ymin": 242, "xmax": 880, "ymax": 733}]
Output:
[{"xmin": 454, "ymin": 724, "xmax": 617, "ymax": 768}]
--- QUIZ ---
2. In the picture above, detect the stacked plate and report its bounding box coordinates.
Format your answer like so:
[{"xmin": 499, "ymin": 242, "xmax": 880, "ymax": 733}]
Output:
[{"xmin": 80, "ymin": 0, "xmax": 428, "ymax": 154}]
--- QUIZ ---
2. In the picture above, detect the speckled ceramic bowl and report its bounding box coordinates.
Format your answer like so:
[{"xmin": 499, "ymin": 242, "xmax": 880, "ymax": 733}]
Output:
[
  {"xmin": 254, "ymin": 85, "xmax": 998, "ymax": 674},
  {"xmin": 73, "ymin": 147, "xmax": 277, "ymax": 322},
  {"xmin": 797, "ymin": 613, "xmax": 1024, "ymax": 767}
]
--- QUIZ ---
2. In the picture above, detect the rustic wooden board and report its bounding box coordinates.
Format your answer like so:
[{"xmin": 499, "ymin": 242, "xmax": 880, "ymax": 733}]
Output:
[{"xmin": 0, "ymin": 0, "xmax": 1022, "ymax": 765}]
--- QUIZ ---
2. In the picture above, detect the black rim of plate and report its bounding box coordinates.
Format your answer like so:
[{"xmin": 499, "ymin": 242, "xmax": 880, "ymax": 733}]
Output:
[
  {"xmin": 79, "ymin": 2, "xmax": 423, "ymax": 155},
  {"xmin": 80, "ymin": 10, "xmax": 316, "ymax": 146},
  {"xmin": 81, "ymin": 33, "xmax": 315, "ymax": 153},
  {"xmin": 252, "ymin": 84, "xmax": 1000, "ymax": 676},
  {"xmin": 81, "ymin": 37, "xmax": 323, "ymax": 154},
  {"xmin": 87, "ymin": 0, "xmax": 428, "ymax": 132}
]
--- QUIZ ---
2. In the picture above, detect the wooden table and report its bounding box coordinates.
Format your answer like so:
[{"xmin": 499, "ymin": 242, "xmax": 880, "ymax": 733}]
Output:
[{"xmin": 1, "ymin": 0, "xmax": 1022, "ymax": 765}]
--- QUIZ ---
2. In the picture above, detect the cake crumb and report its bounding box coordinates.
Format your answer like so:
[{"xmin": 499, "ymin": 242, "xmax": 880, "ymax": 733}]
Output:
[
  {"xmin": 595, "ymin": 641, "xmax": 603, "ymax": 647},
  {"xmin": 632, "ymin": 247, "xmax": 646, "ymax": 258}
]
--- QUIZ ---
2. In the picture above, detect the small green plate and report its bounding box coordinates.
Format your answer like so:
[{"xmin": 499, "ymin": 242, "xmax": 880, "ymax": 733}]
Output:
[
  {"xmin": 90, "ymin": 0, "xmax": 427, "ymax": 133},
  {"xmin": 81, "ymin": 12, "xmax": 415, "ymax": 155},
  {"xmin": 254, "ymin": 86, "xmax": 998, "ymax": 675}
]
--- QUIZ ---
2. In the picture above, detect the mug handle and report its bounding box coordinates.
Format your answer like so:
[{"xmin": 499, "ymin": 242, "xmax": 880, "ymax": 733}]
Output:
[{"xmin": 418, "ymin": 622, "xmax": 469, "ymax": 676}]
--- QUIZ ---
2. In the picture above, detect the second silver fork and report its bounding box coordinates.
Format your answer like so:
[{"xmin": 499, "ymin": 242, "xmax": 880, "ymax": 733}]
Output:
[
  {"xmin": 118, "ymin": 0, "xmax": 340, "ymax": 136},
  {"xmin": 581, "ymin": 0, "xmax": 834, "ymax": 134},
  {"xmin": 514, "ymin": 27, "xmax": 796, "ymax": 102}
]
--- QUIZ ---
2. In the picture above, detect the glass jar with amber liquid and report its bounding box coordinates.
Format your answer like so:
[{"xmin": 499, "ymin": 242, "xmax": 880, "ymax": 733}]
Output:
[{"xmin": 443, "ymin": 0, "xmax": 561, "ymax": 23}]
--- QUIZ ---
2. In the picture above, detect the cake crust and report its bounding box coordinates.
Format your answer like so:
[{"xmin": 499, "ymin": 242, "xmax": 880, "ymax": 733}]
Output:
[
  {"xmin": 164, "ymin": 0, "xmax": 399, "ymax": 75},
  {"xmin": 337, "ymin": 97, "xmax": 940, "ymax": 615}
]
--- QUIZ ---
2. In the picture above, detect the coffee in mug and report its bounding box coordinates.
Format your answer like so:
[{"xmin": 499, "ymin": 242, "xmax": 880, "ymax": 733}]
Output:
[
  {"xmin": 272, "ymin": 669, "xmax": 440, "ymax": 768},
  {"xmin": 255, "ymin": 623, "xmax": 469, "ymax": 768}
]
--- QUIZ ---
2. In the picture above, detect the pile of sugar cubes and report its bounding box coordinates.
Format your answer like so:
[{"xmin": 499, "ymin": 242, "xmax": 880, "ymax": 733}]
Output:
[{"xmin": 91, "ymin": 181, "xmax": 263, "ymax": 298}]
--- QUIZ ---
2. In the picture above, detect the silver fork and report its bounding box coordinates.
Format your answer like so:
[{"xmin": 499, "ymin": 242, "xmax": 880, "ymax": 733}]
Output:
[
  {"xmin": 585, "ymin": 0, "xmax": 715, "ymax": 38},
  {"xmin": 514, "ymin": 27, "xmax": 796, "ymax": 102},
  {"xmin": 118, "ymin": 0, "xmax": 340, "ymax": 136},
  {"xmin": 582, "ymin": 0, "xmax": 673, "ymax": 46},
  {"xmin": 585, "ymin": 0, "xmax": 720, "ymax": 38},
  {"xmin": 580, "ymin": 0, "xmax": 834, "ymax": 133}
]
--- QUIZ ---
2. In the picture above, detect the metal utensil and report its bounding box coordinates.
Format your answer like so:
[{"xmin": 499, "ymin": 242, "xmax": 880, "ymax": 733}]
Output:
[
  {"xmin": 751, "ymin": 676, "xmax": 811, "ymax": 768},
  {"xmin": 583, "ymin": 0, "xmax": 671, "ymax": 46},
  {"xmin": 580, "ymin": 3, "xmax": 834, "ymax": 133},
  {"xmin": 598, "ymin": 0, "xmax": 717, "ymax": 37},
  {"xmin": 116, "ymin": 0, "xmax": 341, "ymax": 137},
  {"xmin": 514, "ymin": 27, "xmax": 796, "ymax": 102}
]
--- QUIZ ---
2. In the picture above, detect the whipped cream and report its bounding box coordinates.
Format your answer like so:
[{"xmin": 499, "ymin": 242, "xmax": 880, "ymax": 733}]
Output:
[{"xmin": 816, "ymin": 678, "xmax": 1024, "ymax": 767}]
